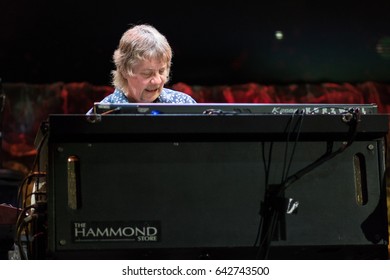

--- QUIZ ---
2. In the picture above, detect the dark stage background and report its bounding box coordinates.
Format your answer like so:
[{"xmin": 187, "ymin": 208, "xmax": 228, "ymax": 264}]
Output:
[
  {"xmin": 1, "ymin": 0, "xmax": 390, "ymax": 260},
  {"xmin": 1, "ymin": 0, "xmax": 390, "ymax": 86}
]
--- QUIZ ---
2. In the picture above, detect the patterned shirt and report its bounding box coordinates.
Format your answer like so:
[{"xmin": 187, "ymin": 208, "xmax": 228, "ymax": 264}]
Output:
[{"xmin": 87, "ymin": 87, "xmax": 197, "ymax": 114}]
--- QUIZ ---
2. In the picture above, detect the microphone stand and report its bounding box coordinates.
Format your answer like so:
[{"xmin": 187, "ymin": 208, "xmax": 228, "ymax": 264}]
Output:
[{"xmin": 257, "ymin": 109, "xmax": 361, "ymax": 259}]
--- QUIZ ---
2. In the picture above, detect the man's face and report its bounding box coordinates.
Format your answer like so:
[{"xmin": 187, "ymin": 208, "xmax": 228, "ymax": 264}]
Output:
[{"xmin": 125, "ymin": 58, "xmax": 169, "ymax": 103}]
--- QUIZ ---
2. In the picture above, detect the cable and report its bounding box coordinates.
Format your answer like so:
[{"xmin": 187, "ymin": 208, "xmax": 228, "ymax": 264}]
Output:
[
  {"xmin": 253, "ymin": 141, "xmax": 274, "ymax": 248},
  {"xmin": 255, "ymin": 108, "xmax": 361, "ymax": 259},
  {"xmin": 13, "ymin": 120, "xmax": 49, "ymax": 259},
  {"xmin": 280, "ymin": 108, "xmax": 361, "ymax": 192},
  {"xmin": 256, "ymin": 110, "xmax": 305, "ymax": 259},
  {"xmin": 281, "ymin": 109, "xmax": 305, "ymax": 182},
  {"xmin": 14, "ymin": 204, "xmax": 37, "ymax": 259}
]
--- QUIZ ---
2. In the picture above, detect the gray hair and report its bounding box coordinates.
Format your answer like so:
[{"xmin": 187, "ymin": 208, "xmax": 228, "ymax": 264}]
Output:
[{"xmin": 111, "ymin": 24, "xmax": 172, "ymax": 91}]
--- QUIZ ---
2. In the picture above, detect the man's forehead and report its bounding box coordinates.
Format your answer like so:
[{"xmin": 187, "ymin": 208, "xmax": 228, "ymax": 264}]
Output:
[{"xmin": 134, "ymin": 59, "xmax": 167, "ymax": 71}]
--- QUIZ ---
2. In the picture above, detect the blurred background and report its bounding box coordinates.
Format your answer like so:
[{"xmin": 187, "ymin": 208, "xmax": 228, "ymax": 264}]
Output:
[
  {"xmin": 1, "ymin": 1, "xmax": 390, "ymax": 261},
  {"xmin": 1, "ymin": 0, "xmax": 390, "ymax": 86}
]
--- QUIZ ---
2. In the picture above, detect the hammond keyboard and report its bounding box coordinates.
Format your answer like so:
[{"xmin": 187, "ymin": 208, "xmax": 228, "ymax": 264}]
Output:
[{"xmin": 93, "ymin": 102, "xmax": 379, "ymax": 115}]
